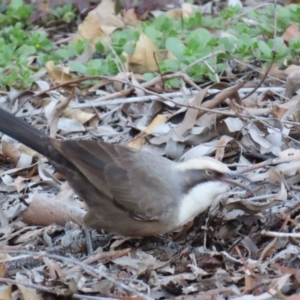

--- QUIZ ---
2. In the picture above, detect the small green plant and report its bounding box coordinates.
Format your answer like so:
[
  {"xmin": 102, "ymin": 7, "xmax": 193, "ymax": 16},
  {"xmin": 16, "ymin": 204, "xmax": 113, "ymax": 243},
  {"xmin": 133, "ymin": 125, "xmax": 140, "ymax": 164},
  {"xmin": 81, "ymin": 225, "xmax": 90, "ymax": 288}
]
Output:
[
  {"xmin": 54, "ymin": 4, "xmax": 76, "ymax": 23},
  {"xmin": 0, "ymin": 0, "xmax": 33, "ymax": 26},
  {"xmin": 0, "ymin": 1, "xmax": 299, "ymax": 89}
]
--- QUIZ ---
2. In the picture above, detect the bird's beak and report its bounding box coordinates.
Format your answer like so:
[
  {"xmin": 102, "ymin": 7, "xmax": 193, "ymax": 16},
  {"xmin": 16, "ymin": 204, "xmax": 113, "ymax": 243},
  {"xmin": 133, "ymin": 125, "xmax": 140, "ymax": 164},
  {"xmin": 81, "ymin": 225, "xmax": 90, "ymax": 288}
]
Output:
[{"xmin": 220, "ymin": 172, "xmax": 253, "ymax": 193}]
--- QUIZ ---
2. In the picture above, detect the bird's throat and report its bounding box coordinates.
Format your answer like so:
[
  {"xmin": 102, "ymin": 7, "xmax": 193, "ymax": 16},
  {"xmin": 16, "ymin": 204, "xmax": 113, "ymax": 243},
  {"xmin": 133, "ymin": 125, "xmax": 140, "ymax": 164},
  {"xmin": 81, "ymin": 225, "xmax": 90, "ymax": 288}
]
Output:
[{"xmin": 177, "ymin": 181, "xmax": 230, "ymax": 227}]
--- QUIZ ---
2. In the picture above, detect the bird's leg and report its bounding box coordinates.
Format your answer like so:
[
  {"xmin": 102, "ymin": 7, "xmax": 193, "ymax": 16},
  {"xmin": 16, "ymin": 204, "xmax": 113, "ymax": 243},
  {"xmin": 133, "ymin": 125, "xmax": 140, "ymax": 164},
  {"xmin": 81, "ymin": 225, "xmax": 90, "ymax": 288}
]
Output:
[{"xmin": 83, "ymin": 226, "xmax": 94, "ymax": 255}]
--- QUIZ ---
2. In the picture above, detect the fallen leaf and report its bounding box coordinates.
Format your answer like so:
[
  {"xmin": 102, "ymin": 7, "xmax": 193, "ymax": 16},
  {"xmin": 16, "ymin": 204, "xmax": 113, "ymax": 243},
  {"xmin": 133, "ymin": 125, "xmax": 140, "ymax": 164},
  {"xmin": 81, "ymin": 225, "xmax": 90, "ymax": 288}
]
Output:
[
  {"xmin": 45, "ymin": 61, "xmax": 73, "ymax": 84},
  {"xmin": 129, "ymin": 32, "xmax": 161, "ymax": 73}
]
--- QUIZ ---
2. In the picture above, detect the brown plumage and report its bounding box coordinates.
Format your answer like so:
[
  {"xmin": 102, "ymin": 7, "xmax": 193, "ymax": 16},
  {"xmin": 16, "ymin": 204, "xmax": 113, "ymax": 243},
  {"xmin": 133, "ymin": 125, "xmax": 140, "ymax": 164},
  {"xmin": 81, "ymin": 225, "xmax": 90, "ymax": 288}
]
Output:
[{"xmin": 0, "ymin": 107, "xmax": 250, "ymax": 236}]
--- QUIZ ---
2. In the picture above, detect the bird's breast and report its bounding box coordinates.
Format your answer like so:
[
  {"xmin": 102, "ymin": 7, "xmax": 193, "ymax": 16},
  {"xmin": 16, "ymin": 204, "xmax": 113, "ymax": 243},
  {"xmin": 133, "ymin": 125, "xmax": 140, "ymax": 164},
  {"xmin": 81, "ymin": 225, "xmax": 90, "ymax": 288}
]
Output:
[{"xmin": 177, "ymin": 181, "xmax": 230, "ymax": 226}]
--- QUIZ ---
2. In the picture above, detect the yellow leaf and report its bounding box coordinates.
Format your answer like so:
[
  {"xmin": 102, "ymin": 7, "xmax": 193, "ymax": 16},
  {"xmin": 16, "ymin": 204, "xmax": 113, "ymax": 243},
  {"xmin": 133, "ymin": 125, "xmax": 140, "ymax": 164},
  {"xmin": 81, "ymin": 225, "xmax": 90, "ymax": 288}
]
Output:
[
  {"xmin": 45, "ymin": 61, "xmax": 73, "ymax": 84},
  {"xmin": 129, "ymin": 32, "xmax": 161, "ymax": 73}
]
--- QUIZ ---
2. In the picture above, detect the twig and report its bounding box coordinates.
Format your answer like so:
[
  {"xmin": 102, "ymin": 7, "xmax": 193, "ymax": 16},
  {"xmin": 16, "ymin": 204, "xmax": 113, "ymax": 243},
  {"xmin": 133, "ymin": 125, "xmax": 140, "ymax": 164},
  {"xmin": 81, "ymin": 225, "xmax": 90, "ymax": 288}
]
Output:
[
  {"xmin": 261, "ymin": 230, "xmax": 300, "ymax": 238},
  {"xmin": 239, "ymin": 158, "xmax": 293, "ymax": 174}
]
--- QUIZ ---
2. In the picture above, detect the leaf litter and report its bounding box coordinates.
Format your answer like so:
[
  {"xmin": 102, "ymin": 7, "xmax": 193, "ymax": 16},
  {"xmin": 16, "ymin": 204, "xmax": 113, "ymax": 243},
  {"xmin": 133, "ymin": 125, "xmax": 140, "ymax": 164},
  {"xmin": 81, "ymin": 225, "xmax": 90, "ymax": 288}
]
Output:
[{"xmin": 1, "ymin": 0, "xmax": 300, "ymax": 299}]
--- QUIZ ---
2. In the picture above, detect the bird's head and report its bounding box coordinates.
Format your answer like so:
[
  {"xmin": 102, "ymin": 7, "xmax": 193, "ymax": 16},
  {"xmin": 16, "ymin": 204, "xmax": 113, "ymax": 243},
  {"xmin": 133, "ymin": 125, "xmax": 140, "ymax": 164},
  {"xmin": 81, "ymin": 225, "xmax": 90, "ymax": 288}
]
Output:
[
  {"xmin": 177, "ymin": 156, "xmax": 251, "ymax": 192},
  {"xmin": 175, "ymin": 157, "xmax": 252, "ymax": 226}
]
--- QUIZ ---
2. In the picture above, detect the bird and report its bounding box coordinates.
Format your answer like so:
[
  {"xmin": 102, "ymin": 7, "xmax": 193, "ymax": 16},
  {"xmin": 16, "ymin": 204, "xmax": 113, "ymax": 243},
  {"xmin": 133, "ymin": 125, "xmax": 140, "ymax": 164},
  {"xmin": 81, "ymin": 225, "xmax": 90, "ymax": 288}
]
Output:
[{"xmin": 0, "ymin": 107, "xmax": 251, "ymax": 237}]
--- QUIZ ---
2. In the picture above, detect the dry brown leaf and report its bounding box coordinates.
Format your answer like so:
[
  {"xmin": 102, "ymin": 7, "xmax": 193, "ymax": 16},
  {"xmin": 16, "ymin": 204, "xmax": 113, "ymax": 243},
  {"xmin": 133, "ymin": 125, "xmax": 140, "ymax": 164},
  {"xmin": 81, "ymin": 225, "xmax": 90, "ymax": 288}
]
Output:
[
  {"xmin": 1, "ymin": 137, "xmax": 22, "ymax": 165},
  {"xmin": 248, "ymin": 123, "xmax": 272, "ymax": 152},
  {"xmin": 275, "ymin": 181, "xmax": 287, "ymax": 201},
  {"xmin": 63, "ymin": 108, "xmax": 95, "ymax": 124},
  {"xmin": 249, "ymin": 160, "xmax": 300, "ymax": 182},
  {"xmin": 43, "ymin": 257, "xmax": 66, "ymax": 279},
  {"xmin": 13, "ymin": 227, "xmax": 45, "ymax": 244},
  {"xmin": 282, "ymin": 23, "xmax": 300, "ymax": 42},
  {"xmin": 16, "ymin": 152, "xmax": 33, "ymax": 169},
  {"xmin": 165, "ymin": 3, "xmax": 200, "ymax": 19},
  {"xmin": 285, "ymin": 70, "xmax": 300, "ymax": 98},
  {"xmin": 225, "ymin": 198, "xmax": 282, "ymax": 215},
  {"xmin": 272, "ymin": 99, "xmax": 300, "ymax": 118},
  {"xmin": 180, "ymin": 140, "xmax": 219, "ymax": 161},
  {"xmin": 126, "ymin": 137, "xmax": 145, "ymax": 149},
  {"xmin": 244, "ymin": 273, "xmax": 255, "ymax": 294},
  {"xmin": 145, "ymin": 114, "xmax": 167, "ymax": 134},
  {"xmin": 260, "ymin": 64, "xmax": 287, "ymax": 80},
  {"xmin": 129, "ymin": 32, "xmax": 161, "ymax": 73},
  {"xmin": 283, "ymin": 64, "xmax": 300, "ymax": 76},
  {"xmin": 18, "ymin": 144, "xmax": 38, "ymax": 157},
  {"xmin": 14, "ymin": 176, "xmax": 30, "ymax": 193},
  {"xmin": 128, "ymin": 114, "xmax": 167, "ymax": 149},
  {"xmin": 44, "ymin": 90, "xmax": 75, "ymax": 138},
  {"xmin": 123, "ymin": 8, "xmax": 140, "ymax": 26},
  {"xmin": 45, "ymin": 61, "xmax": 73, "ymax": 84},
  {"xmin": 73, "ymin": 0, "xmax": 124, "ymax": 48},
  {"xmin": 274, "ymin": 160, "xmax": 300, "ymax": 176},
  {"xmin": 113, "ymin": 72, "xmax": 131, "ymax": 91},
  {"xmin": 216, "ymin": 116, "xmax": 243, "ymax": 138},
  {"xmin": 131, "ymin": 75, "xmax": 145, "ymax": 97},
  {"xmin": 215, "ymin": 135, "xmax": 233, "ymax": 161},
  {"xmin": 173, "ymin": 87, "xmax": 209, "ymax": 140},
  {"xmin": 0, "ymin": 284, "xmax": 12, "ymax": 300}
]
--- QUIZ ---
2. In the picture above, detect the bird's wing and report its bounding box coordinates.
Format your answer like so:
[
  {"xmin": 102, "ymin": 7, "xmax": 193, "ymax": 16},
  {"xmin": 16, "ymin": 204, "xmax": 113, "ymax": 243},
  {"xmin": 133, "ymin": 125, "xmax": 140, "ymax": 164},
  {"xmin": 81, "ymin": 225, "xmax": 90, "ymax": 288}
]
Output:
[{"xmin": 51, "ymin": 139, "xmax": 181, "ymax": 221}]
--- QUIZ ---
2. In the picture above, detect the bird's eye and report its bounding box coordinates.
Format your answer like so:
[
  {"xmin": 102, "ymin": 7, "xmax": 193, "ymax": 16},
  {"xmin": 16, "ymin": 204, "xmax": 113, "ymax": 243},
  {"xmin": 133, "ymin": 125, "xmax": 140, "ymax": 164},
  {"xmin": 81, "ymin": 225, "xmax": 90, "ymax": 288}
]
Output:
[{"xmin": 205, "ymin": 169, "xmax": 213, "ymax": 176}]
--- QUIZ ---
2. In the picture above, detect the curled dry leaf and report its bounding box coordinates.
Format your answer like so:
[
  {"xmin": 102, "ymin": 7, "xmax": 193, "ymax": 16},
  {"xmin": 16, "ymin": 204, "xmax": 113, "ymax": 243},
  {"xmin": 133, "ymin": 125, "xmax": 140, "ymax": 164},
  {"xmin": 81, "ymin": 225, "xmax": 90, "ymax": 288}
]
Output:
[
  {"xmin": 180, "ymin": 140, "xmax": 220, "ymax": 161},
  {"xmin": 1, "ymin": 135, "xmax": 22, "ymax": 165},
  {"xmin": 73, "ymin": 0, "xmax": 124, "ymax": 48},
  {"xmin": 223, "ymin": 117, "xmax": 244, "ymax": 132},
  {"xmin": 215, "ymin": 135, "xmax": 234, "ymax": 161},
  {"xmin": 45, "ymin": 61, "xmax": 73, "ymax": 85},
  {"xmin": 165, "ymin": 2, "xmax": 196, "ymax": 19},
  {"xmin": 225, "ymin": 198, "xmax": 283, "ymax": 215},
  {"xmin": 282, "ymin": 23, "xmax": 299, "ymax": 42},
  {"xmin": 248, "ymin": 160, "xmax": 300, "ymax": 182},
  {"xmin": 129, "ymin": 32, "xmax": 161, "ymax": 73},
  {"xmin": 285, "ymin": 70, "xmax": 300, "ymax": 99},
  {"xmin": 44, "ymin": 90, "xmax": 74, "ymax": 138},
  {"xmin": 43, "ymin": 257, "xmax": 65, "ymax": 280},
  {"xmin": 0, "ymin": 283, "xmax": 12, "ymax": 300},
  {"xmin": 173, "ymin": 87, "xmax": 209, "ymax": 140},
  {"xmin": 128, "ymin": 114, "xmax": 167, "ymax": 149},
  {"xmin": 63, "ymin": 108, "xmax": 95, "ymax": 125},
  {"xmin": 274, "ymin": 181, "xmax": 287, "ymax": 201},
  {"xmin": 272, "ymin": 99, "xmax": 300, "ymax": 119},
  {"xmin": 13, "ymin": 227, "xmax": 45, "ymax": 244}
]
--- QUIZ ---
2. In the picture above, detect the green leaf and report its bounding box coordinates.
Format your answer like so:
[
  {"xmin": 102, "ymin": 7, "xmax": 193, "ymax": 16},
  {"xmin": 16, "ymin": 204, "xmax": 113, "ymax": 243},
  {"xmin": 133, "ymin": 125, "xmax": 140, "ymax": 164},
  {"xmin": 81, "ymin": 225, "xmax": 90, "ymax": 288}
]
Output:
[
  {"xmin": 143, "ymin": 73, "xmax": 156, "ymax": 81},
  {"xmin": 16, "ymin": 45, "xmax": 36, "ymax": 56},
  {"xmin": 163, "ymin": 59, "xmax": 181, "ymax": 71},
  {"xmin": 56, "ymin": 48, "xmax": 77, "ymax": 59},
  {"xmin": 69, "ymin": 61, "xmax": 87, "ymax": 74},
  {"xmin": 165, "ymin": 37, "xmax": 186, "ymax": 59},
  {"xmin": 10, "ymin": 0, "xmax": 23, "ymax": 9},
  {"xmin": 123, "ymin": 44, "xmax": 135, "ymax": 55},
  {"xmin": 219, "ymin": 37, "xmax": 236, "ymax": 52},
  {"xmin": 188, "ymin": 28, "xmax": 212, "ymax": 49},
  {"xmin": 258, "ymin": 41, "xmax": 272, "ymax": 58}
]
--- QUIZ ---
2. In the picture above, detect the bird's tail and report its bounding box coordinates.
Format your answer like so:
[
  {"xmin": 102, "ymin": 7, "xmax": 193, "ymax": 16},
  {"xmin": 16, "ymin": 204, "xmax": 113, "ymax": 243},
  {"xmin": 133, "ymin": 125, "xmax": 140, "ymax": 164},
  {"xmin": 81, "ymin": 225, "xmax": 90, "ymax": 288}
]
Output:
[{"xmin": 0, "ymin": 107, "xmax": 49, "ymax": 156}]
